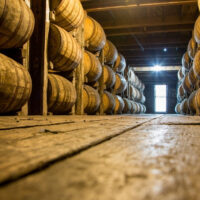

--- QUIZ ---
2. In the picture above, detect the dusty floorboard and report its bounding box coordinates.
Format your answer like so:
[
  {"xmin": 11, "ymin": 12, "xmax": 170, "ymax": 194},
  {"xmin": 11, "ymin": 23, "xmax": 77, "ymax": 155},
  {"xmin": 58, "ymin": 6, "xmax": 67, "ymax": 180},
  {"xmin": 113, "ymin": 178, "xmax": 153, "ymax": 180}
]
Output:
[
  {"xmin": 0, "ymin": 115, "xmax": 157, "ymax": 184},
  {"xmin": 1, "ymin": 115, "xmax": 200, "ymax": 200}
]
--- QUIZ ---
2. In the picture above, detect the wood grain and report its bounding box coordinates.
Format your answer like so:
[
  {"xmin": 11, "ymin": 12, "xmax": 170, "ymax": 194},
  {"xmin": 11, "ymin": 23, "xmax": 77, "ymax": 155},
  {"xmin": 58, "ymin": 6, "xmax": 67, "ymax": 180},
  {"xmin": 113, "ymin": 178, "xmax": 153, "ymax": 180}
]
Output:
[
  {"xmin": 0, "ymin": 115, "xmax": 156, "ymax": 184},
  {"xmin": 1, "ymin": 115, "xmax": 200, "ymax": 200}
]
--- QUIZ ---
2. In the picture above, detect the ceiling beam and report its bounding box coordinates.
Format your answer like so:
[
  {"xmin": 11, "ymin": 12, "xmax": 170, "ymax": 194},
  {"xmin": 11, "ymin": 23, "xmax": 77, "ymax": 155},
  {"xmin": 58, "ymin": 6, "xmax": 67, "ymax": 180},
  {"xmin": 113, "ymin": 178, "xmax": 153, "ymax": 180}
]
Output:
[
  {"xmin": 84, "ymin": 0, "xmax": 197, "ymax": 13},
  {"xmin": 117, "ymin": 44, "xmax": 187, "ymax": 51},
  {"xmin": 106, "ymin": 25, "xmax": 193, "ymax": 37},
  {"xmin": 114, "ymin": 39, "xmax": 189, "ymax": 47},
  {"xmin": 103, "ymin": 20, "xmax": 194, "ymax": 30}
]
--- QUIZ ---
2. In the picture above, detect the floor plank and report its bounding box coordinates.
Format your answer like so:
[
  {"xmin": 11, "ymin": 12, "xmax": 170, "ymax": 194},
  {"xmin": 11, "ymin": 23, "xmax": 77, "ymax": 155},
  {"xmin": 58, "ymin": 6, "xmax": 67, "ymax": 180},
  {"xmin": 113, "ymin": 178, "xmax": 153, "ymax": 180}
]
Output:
[
  {"xmin": 151, "ymin": 114, "xmax": 200, "ymax": 125},
  {"xmin": 1, "ymin": 119, "xmax": 200, "ymax": 200},
  {"xmin": 0, "ymin": 115, "xmax": 158, "ymax": 184}
]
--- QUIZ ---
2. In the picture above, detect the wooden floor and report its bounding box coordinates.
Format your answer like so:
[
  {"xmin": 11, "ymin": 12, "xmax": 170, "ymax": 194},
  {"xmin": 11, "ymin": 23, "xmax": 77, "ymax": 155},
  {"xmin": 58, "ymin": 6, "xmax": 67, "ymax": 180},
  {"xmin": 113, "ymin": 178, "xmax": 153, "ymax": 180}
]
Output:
[{"xmin": 0, "ymin": 114, "xmax": 200, "ymax": 200}]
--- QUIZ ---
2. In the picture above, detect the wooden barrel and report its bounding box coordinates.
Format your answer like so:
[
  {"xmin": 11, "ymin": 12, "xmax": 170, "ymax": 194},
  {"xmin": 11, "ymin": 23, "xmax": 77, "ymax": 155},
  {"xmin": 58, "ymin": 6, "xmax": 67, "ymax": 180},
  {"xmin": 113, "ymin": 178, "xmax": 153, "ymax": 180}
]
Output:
[
  {"xmin": 0, "ymin": 0, "xmax": 35, "ymax": 49},
  {"xmin": 102, "ymin": 91, "xmax": 115, "ymax": 114},
  {"xmin": 141, "ymin": 83, "xmax": 145, "ymax": 91},
  {"xmin": 195, "ymin": 80, "xmax": 200, "ymax": 90},
  {"xmin": 195, "ymin": 88, "xmax": 200, "ymax": 111},
  {"xmin": 129, "ymin": 85, "xmax": 140, "ymax": 100},
  {"xmin": 182, "ymin": 52, "xmax": 190, "ymax": 71},
  {"xmin": 193, "ymin": 50, "xmax": 200, "ymax": 79},
  {"xmin": 114, "ymin": 95, "xmax": 125, "ymax": 114},
  {"xmin": 139, "ymin": 103, "xmax": 145, "ymax": 113},
  {"xmin": 187, "ymin": 37, "xmax": 197, "ymax": 60},
  {"xmin": 128, "ymin": 70, "xmax": 140, "ymax": 89},
  {"xmin": 143, "ymin": 104, "xmax": 146, "ymax": 113},
  {"xmin": 188, "ymin": 91, "xmax": 197, "ymax": 114},
  {"xmin": 175, "ymin": 103, "xmax": 181, "ymax": 114},
  {"xmin": 84, "ymin": 16, "xmax": 106, "ymax": 52},
  {"xmin": 177, "ymin": 68, "xmax": 184, "ymax": 81},
  {"xmin": 114, "ymin": 54, "xmax": 126, "ymax": 72},
  {"xmin": 83, "ymin": 85, "xmax": 100, "ymax": 114},
  {"xmin": 140, "ymin": 94, "xmax": 146, "ymax": 104},
  {"xmin": 50, "ymin": 0, "xmax": 84, "ymax": 31},
  {"xmin": 86, "ymin": 52, "xmax": 102, "ymax": 82},
  {"xmin": 0, "ymin": 53, "xmax": 32, "ymax": 113},
  {"xmin": 130, "ymin": 101, "xmax": 137, "ymax": 114},
  {"xmin": 49, "ymin": 24, "xmax": 82, "ymax": 72},
  {"xmin": 114, "ymin": 73, "xmax": 127, "ymax": 94},
  {"xmin": 103, "ymin": 65, "xmax": 116, "ymax": 88},
  {"xmin": 182, "ymin": 74, "xmax": 193, "ymax": 94},
  {"xmin": 194, "ymin": 16, "xmax": 200, "ymax": 44},
  {"xmin": 123, "ymin": 98, "xmax": 132, "ymax": 114},
  {"xmin": 180, "ymin": 99, "xmax": 189, "ymax": 115},
  {"xmin": 129, "ymin": 85, "xmax": 137, "ymax": 100},
  {"xmin": 83, "ymin": 51, "xmax": 91, "ymax": 75},
  {"xmin": 47, "ymin": 74, "xmax": 76, "ymax": 114},
  {"xmin": 103, "ymin": 40, "xmax": 118, "ymax": 65},
  {"xmin": 177, "ymin": 84, "xmax": 185, "ymax": 102},
  {"xmin": 188, "ymin": 67, "xmax": 197, "ymax": 86},
  {"xmin": 198, "ymin": 0, "xmax": 200, "ymax": 11}
]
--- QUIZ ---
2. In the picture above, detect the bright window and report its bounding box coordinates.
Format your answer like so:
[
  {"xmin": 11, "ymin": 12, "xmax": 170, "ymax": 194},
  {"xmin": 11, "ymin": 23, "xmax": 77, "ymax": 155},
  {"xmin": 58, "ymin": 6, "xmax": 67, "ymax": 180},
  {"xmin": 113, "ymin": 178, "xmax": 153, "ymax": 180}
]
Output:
[{"xmin": 155, "ymin": 85, "xmax": 167, "ymax": 113}]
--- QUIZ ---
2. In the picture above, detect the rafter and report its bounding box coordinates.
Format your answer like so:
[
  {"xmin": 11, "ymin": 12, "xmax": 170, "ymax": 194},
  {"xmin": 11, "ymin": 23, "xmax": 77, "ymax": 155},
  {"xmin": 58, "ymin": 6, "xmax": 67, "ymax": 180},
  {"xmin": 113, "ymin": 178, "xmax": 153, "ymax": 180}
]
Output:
[
  {"xmin": 84, "ymin": 0, "xmax": 197, "ymax": 13},
  {"xmin": 106, "ymin": 24, "xmax": 193, "ymax": 37}
]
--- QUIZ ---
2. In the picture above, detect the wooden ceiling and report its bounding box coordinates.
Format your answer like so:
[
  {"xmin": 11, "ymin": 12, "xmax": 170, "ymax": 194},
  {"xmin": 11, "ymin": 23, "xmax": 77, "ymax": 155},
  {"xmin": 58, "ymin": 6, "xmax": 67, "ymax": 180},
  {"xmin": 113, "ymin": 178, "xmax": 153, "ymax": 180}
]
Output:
[{"xmin": 81, "ymin": 0, "xmax": 198, "ymax": 67}]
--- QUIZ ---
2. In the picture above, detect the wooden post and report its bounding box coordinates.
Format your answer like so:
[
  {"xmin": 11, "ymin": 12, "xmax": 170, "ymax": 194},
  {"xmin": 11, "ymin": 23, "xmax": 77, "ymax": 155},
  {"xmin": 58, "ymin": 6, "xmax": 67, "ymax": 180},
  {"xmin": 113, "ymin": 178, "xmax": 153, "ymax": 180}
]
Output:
[
  {"xmin": 98, "ymin": 50, "xmax": 105, "ymax": 115},
  {"xmin": 74, "ymin": 24, "xmax": 85, "ymax": 115},
  {"xmin": 29, "ymin": 0, "xmax": 49, "ymax": 115},
  {"xmin": 19, "ymin": 0, "xmax": 31, "ymax": 116}
]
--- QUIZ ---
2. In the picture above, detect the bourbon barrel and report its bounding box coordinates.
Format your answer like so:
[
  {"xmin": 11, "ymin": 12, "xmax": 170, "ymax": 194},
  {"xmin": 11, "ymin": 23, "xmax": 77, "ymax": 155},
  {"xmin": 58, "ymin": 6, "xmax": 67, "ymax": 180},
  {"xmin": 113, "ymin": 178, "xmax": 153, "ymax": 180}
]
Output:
[
  {"xmin": 130, "ymin": 101, "xmax": 137, "ymax": 114},
  {"xmin": 83, "ymin": 51, "xmax": 91, "ymax": 75},
  {"xmin": 177, "ymin": 68, "xmax": 184, "ymax": 81},
  {"xmin": 128, "ymin": 70, "xmax": 140, "ymax": 89},
  {"xmin": 187, "ymin": 37, "xmax": 197, "ymax": 60},
  {"xmin": 182, "ymin": 74, "xmax": 193, "ymax": 94},
  {"xmin": 47, "ymin": 74, "xmax": 76, "ymax": 114},
  {"xmin": 195, "ymin": 88, "xmax": 200, "ymax": 111},
  {"xmin": 83, "ymin": 85, "xmax": 100, "ymax": 114},
  {"xmin": 50, "ymin": 0, "xmax": 84, "ymax": 31},
  {"xmin": 177, "ymin": 84, "xmax": 185, "ymax": 102},
  {"xmin": 188, "ymin": 91, "xmax": 197, "ymax": 114},
  {"xmin": 114, "ymin": 95, "xmax": 125, "ymax": 114},
  {"xmin": 114, "ymin": 53, "xmax": 126, "ymax": 73},
  {"xmin": 84, "ymin": 16, "xmax": 106, "ymax": 52},
  {"xmin": 182, "ymin": 52, "xmax": 190, "ymax": 71},
  {"xmin": 180, "ymin": 99, "xmax": 189, "ymax": 115},
  {"xmin": 103, "ymin": 40, "xmax": 118, "ymax": 65},
  {"xmin": 123, "ymin": 98, "xmax": 132, "ymax": 114},
  {"xmin": 102, "ymin": 91, "xmax": 115, "ymax": 114},
  {"xmin": 194, "ymin": 16, "xmax": 200, "ymax": 44},
  {"xmin": 103, "ymin": 65, "xmax": 116, "ymax": 88},
  {"xmin": 188, "ymin": 67, "xmax": 197, "ymax": 86},
  {"xmin": 0, "ymin": 53, "xmax": 32, "ymax": 113},
  {"xmin": 114, "ymin": 73, "xmax": 127, "ymax": 94},
  {"xmin": 86, "ymin": 52, "xmax": 102, "ymax": 82},
  {"xmin": 175, "ymin": 103, "xmax": 181, "ymax": 114},
  {"xmin": 49, "ymin": 24, "xmax": 82, "ymax": 72},
  {"xmin": 0, "ymin": 0, "xmax": 35, "ymax": 49},
  {"xmin": 193, "ymin": 50, "xmax": 200, "ymax": 79}
]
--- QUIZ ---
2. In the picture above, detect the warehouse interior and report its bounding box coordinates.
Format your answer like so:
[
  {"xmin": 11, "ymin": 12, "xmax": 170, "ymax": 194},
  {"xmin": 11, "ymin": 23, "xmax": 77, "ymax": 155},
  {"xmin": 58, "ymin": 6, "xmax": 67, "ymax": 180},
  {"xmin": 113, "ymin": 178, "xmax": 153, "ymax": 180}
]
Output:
[{"xmin": 1, "ymin": 0, "xmax": 200, "ymax": 199}]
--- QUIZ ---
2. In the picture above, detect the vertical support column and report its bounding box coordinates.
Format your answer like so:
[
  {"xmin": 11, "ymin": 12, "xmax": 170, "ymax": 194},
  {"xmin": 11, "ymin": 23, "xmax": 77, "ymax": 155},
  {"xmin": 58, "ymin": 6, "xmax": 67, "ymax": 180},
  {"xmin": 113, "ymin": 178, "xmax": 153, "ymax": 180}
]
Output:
[
  {"xmin": 20, "ymin": 0, "xmax": 31, "ymax": 116},
  {"xmin": 74, "ymin": 23, "xmax": 85, "ymax": 115},
  {"xmin": 29, "ymin": 0, "xmax": 49, "ymax": 115},
  {"xmin": 98, "ymin": 50, "xmax": 105, "ymax": 115}
]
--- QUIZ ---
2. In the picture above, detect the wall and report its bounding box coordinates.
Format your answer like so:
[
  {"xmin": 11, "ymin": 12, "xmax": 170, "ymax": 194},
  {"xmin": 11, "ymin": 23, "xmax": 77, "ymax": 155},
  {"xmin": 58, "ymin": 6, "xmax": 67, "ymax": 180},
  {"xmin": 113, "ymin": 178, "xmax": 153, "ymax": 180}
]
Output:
[{"xmin": 137, "ymin": 71, "xmax": 178, "ymax": 114}]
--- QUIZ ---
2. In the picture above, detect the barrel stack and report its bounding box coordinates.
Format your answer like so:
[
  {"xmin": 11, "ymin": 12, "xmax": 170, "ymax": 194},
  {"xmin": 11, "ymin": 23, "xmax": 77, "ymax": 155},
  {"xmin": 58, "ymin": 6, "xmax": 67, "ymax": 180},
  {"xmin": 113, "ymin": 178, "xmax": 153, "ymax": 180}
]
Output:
[
  {"xmin": 175, "ymin": 11, "xmax": 200, "ymax": 115},
  {"xmin": 0, "ymin": 0, "xmax": 34, "ymax": 114},
  {"xmin": 48, "ymin": 0, "xmax": 90, "ymax": 114},
  {"xmin": 0, "ymin": 0, "xmax": 146, "ymax": 116}
]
